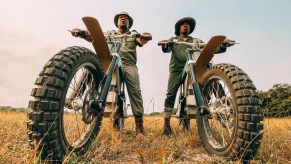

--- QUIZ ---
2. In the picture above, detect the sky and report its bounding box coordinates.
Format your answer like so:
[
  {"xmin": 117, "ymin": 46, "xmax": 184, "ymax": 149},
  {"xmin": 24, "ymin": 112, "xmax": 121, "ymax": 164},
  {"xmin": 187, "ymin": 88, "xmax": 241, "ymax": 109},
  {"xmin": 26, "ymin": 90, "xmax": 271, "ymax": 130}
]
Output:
[{"xmin": 0, "ymin": 0, "xmax": 290, "ymax": 113}]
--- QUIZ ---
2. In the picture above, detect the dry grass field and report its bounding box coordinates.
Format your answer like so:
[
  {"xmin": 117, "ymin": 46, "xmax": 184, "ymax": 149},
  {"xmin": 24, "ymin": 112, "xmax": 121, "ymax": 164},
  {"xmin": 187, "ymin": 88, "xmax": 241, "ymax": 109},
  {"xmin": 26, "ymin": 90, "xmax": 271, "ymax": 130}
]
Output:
[{"xmin": 0, "ymin": 111, "xmax": 290, "ymax": 163}]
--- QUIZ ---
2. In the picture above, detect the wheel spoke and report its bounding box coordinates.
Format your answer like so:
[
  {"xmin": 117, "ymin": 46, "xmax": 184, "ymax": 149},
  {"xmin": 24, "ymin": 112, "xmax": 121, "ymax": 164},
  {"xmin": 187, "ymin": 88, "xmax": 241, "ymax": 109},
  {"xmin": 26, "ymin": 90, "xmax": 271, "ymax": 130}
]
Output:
[
  {"xmin": 63, "ymin": 65, "xmax": 100, "ymax": 147},
  {"xmin": 202, "ymin": 78, "xmax": 235, "ymax": 149}
]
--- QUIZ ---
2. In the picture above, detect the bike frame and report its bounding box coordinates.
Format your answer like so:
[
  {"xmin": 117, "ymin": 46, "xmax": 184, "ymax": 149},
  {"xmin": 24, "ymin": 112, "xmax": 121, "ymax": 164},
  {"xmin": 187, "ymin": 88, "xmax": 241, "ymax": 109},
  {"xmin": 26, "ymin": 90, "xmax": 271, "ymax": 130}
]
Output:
[
  {"xmin": 90, "ymin": 40, "xmax": 127, "ymax": 118},
  {"xmin": 176, "ymin": 47, "xmax": 210, "ymax": 119}
]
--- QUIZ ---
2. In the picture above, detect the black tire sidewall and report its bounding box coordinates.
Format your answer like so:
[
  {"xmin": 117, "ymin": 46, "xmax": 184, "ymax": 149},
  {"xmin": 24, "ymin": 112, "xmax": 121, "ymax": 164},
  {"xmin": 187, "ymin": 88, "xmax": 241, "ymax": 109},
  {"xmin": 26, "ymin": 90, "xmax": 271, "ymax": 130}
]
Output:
[{"xmin": 57, "ymin": 47, "xmax": 104, "ymax": 156}]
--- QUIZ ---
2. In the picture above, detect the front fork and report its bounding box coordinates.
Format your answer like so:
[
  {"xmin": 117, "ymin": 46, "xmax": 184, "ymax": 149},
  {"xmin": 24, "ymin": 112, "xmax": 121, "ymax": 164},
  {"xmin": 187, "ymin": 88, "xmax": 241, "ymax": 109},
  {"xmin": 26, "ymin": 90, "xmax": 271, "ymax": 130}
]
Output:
[
  {"xmin": 115, "ymin": 68, "xmax": 127, "ymax": 118},
  {"xmin": 176, "ymin": 86, "xmax": 186, "ymax": 118},
  {"xmin": 185, "ymin": 48, "xmax": 209, "ymax": 115},
  {"xmin": 91, "ymin": 42, "xmax": 122, "ymax": 112}
]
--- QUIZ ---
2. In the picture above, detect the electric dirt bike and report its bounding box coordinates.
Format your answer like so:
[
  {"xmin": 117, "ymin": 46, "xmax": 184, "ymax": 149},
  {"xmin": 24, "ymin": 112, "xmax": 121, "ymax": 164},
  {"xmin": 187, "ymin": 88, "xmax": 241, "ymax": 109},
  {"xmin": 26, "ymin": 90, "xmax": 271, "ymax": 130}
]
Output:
[
  {"xmin": 158, "ymin": 36, "xmax": 264, "ymax": 162},
  {"xmin": 27, "ymin": 17, "xmax": 152, "ymax": 161}
]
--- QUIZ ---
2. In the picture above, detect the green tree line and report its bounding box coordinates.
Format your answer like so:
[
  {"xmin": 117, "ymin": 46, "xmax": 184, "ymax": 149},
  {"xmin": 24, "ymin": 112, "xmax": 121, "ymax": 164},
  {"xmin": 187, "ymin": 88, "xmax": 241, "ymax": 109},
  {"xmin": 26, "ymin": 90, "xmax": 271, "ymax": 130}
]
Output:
[{"xmin": 258, "ymin": 83, "xmax": 291, "ymax": 117}]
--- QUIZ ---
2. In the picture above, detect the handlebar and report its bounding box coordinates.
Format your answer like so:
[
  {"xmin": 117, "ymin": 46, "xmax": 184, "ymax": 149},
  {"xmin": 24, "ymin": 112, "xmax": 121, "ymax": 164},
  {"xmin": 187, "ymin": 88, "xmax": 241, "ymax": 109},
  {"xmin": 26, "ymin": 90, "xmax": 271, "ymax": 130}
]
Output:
[
  {"xmin": 69, "ymin": 29, "xmax": 87, "ymax": 38},
  {"xmin": 158, "ymin": 39, "xmax": 238, "ymax": 49},
  {"xmin": 136, "ymin": 33, "xmax": 152, "ymax": 41},
  {"xmin": 104, "ymin": 30, "xmax": 152, "ymax": 41},
  {"xmin": 158, "ymin": 40, "xmax": 206, "ymax": 49},
  {"xmin": 70, "ymin": 29, "xmax": 152, "ymax": 42}
]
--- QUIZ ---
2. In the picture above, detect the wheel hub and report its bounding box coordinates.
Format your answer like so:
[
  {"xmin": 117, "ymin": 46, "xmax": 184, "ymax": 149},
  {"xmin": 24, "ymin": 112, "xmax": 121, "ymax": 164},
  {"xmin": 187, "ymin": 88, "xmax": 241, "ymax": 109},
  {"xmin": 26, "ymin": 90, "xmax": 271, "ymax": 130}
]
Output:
[{"xmin": 71, "ymin": 97, "xmax": 83, "ymax": 111}]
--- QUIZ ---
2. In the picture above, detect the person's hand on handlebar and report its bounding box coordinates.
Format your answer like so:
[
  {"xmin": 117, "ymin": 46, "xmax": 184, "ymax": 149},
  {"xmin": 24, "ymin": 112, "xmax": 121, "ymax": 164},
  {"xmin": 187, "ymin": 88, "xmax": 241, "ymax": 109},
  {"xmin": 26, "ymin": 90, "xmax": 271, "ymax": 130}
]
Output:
[
  {"xmin": 70, "ymin": 28, "xmax": 80, "ymax": 37},
  {"xmin": 222, "ymin": 39, "xmax": 236, "ymax": 48},
  {"xmin": 70, "ymin": 28, "xmax": 83, "ymax": 37},
  {"xmin": 158, "ymin": 40, "xmax": 168, "ymax": 48},
  {"xmin": 158, "ymin": 40, "xmax": 174, "ymax": 48},
  {"xmin": 136, "ymin": 32, "xmax": 152, "ymax": 45},
  {"xmin": 69, "ymin": 28, "xmax": 93, "ymax": 42}
]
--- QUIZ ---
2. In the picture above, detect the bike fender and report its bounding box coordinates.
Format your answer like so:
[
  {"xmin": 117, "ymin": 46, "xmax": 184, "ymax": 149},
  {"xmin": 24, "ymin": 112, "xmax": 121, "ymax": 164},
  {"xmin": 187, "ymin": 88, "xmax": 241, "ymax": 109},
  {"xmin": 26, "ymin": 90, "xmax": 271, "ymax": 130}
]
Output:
[
  {"xmin": 82, "ymin": 17, "xmax": 111, "ymax": 71},
  {"xmin": 195, "ymin": 35, "xmax": 226, "ymax": 82}
]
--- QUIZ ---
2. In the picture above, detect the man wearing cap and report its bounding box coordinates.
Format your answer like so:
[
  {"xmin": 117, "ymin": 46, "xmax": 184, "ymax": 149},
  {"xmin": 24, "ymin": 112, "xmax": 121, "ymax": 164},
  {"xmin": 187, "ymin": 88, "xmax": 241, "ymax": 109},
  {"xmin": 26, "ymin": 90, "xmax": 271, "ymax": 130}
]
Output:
[
  {"xmin": 71, "ymin": 11, "xmax": 151, "ymax": 135},
  {"xmin": 160, "ymin": 17, "xmax": 232, "ymax": 136}
]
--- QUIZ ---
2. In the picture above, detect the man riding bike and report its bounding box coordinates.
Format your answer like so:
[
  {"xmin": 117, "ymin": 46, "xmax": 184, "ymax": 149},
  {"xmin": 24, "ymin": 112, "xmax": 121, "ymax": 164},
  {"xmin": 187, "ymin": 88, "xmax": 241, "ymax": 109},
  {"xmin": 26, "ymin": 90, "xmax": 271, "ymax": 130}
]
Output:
[
  {"xmin": 71, "ymin": 11, "xmax": 151, "ymax": 135},
  {"xmin": 160, "ymin": 17, "xmax": 233, "ymax": 136}
]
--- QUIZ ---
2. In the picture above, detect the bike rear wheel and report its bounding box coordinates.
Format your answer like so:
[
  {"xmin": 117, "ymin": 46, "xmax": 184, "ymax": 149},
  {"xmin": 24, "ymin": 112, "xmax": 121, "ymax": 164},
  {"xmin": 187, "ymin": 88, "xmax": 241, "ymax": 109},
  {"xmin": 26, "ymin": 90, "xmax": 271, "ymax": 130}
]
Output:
[
  {"xmin": 27, "ymin": 46, "xmax": 104, "ymax": 161},
  {"xmin": 197, "ymin": 63, "xmax": 263, "ymax": 162}
]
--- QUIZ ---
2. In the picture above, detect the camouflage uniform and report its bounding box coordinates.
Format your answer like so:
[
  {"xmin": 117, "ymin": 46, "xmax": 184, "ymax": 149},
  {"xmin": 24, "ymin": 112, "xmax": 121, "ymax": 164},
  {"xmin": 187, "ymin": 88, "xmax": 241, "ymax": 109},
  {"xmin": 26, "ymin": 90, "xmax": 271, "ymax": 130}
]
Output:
[{"xmin": 118, "ymin": 30, "xmax": 144, "ymax": 118}]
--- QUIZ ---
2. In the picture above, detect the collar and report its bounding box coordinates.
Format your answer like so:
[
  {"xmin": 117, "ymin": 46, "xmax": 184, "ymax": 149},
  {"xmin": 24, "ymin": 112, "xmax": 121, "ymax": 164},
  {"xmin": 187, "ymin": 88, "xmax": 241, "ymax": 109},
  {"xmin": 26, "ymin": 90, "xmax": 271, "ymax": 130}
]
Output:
[
  {"xmin": 117, "ymin": 30, "xmax": 131, "ymax": 35},
  {"xmin": 178, "ymin": 35, "xmax": 192, "ymax": 42}
]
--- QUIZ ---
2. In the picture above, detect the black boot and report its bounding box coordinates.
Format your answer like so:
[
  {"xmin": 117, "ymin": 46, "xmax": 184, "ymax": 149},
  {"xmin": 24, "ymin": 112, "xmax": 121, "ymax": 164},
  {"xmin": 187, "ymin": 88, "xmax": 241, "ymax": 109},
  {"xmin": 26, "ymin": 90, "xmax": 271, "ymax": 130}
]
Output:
[
  {"xmin": 163, "ymin": 117, "xmax": 172, "ymax": 136},
  {"xmin": 135, "ymin": 117, "xmax": 144, "ymax": 135}
]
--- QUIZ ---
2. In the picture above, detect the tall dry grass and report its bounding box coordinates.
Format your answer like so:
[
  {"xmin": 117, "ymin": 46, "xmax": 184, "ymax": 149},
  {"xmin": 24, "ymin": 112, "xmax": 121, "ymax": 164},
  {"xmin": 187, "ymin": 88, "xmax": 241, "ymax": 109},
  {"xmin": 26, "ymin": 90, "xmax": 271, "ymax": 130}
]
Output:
[
  {"xmin": 0, "ymin": 111, "xmax": 290, "ymax": 163},
  {"xmin": 257, "ymin": 118, "xmax": 291, "ymax": 163},
  {"xmin": 0, "ymin": 111, "xmax": 30, "ymax": 163}
]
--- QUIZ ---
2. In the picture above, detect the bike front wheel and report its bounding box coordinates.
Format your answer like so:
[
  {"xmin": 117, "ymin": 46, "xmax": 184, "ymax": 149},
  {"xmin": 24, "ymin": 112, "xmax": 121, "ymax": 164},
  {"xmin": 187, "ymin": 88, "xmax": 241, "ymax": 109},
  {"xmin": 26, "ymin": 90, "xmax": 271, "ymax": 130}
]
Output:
[
  {"xmin": 197, "ymin": 63, "xmax": 264, "ymax": 161},
  {"xmin": 27, "ymin": 46, "xmax": 104, "ymax": 161}
]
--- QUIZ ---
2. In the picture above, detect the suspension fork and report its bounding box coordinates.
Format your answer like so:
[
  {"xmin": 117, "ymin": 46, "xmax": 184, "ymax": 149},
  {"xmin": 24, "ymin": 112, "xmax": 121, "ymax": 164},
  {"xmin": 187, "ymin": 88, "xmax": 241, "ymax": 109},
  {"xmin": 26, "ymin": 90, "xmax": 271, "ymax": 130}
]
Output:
[
  {"xmin": 118, "ymin": 69, "xmax": 126, "ymax": 102},
  {"xmin": 185, "ymin": 48, "xmax": 209, "ymax": 115},
  {"xmin": 117, "ymin": 54, "xmax": 129, "ymax": 117},
  {"xmin": 115, "ymin": 65, "xmax": 126, "ymax": 111},
  {"xmin": 179, "ymin": 84, "xmax": 187, "ymax": 117},
  {"xmin": 91, "ymin": 42, "xmax": 122, "ymax": 111}
]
